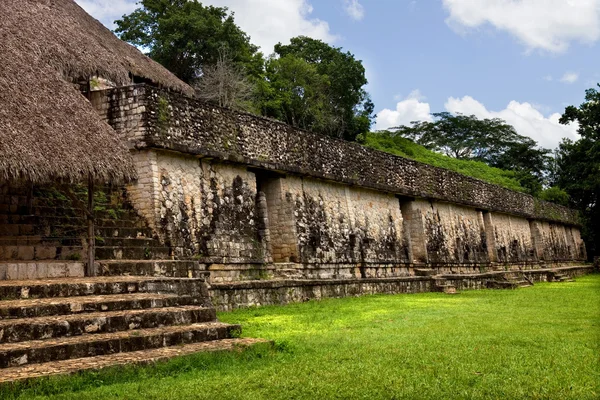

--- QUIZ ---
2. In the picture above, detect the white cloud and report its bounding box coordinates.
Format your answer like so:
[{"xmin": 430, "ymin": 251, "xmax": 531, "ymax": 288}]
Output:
[
  {"xmin": 376, "ymin": 92, "xmax": 578, "ymax": 149},
  {"xmin": 444, "ymin": 96, "xmax": 579, "ymax": 149},
  {"xmin": 75, "ymin": 0, "xmax": 138, "ymax": 29},
  {"xmin": 209, "ymin": 0, "xmax": 337, "ymax": 53},
  {"xmin": 375, "ymin": 90, "xmax": 432, "ymax": 130},
  {"xmin": 344, "ymin": 0, "xmax": 365, "ymax": 21},
  {"xmin": 443, "ymin": 0, "xmax": 600, "ymax": 53},
  {"xmin": 75, "ymin": 0, "xmax": 337, "ymax": 54},
  {"xmin": 560, "ymin": 72, "xmax": 579, "ymax": 84}
]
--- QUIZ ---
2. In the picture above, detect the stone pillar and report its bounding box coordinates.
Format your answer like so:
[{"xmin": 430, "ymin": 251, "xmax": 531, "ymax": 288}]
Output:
[
  {"xmin": 482, "ymin": 211, "xmax": 497, "ymax": 263},
  {"xmin": 255, "ymin": 190, "xmax": 273, "ymax": 263},
  {"xmin": 564, "ymin": 226, "xmax": 576, "ymax": 260},
  {"xmin": 126, "ymin": 149, "xmax": 160, "ymax": 231},
  {"xmin": 260, "ymin": 176, "xmax": 299, "ymax": 263},
  {"xmin": 529, "ymin": 220, "xmax": 545, "ymax": 261},
  {"xmin": 400, "ymin": 199, "xmax": 428, "ymax": 264},
  {"xmin": 571, "ymin": 227, "xmax": 587, "ymax": 260}
]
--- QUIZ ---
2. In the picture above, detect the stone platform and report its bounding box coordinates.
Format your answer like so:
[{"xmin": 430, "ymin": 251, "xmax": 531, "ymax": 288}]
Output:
[{"xmin": 209, "ymin": 265, "xmax": 593, "ymax": 311}]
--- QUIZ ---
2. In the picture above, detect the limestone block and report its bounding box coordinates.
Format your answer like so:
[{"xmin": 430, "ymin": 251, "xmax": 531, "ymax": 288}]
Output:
[
  {"xmin": 6, "ymin": 263, "xmax": 18, "ymax": 280},
  {"xmin": 35, "ymin": 246, "xmax": 57, "ymax": 260},
  {"xmin": 47, "ymin": 263, "xmax": 67, "ymax": 278}
]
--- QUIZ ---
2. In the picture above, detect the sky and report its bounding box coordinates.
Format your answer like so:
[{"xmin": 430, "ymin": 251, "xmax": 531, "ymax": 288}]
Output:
[{"xmin": 75, "ymin": 0, "xmax": 600, "ymax": 150}]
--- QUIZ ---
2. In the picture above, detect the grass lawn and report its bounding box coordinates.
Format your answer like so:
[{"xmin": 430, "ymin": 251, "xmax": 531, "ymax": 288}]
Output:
[{"xmin": 3, "ymin": 274, "xmax": 599, "ymax": 400}]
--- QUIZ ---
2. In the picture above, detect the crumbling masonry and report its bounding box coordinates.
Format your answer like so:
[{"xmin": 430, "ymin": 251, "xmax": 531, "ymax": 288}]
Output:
[{"xmin": 85, "ymin": 84, "xmax": 589, "ymax": 309}]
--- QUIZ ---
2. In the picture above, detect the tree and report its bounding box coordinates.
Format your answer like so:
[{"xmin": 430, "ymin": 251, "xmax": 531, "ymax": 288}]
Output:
[
  {"xmin": 194, "ymin": 50, "xmax": 254, "ymax": 110},
  {"xmin": 539, "ymin": 186, "xmax": 570, "ymax": 206},
  {"xmin": 391, "ymin": 112, "xmax": 551, "ymax": 195},
  {"xmin": 260, "ymin": 36, "xmax": 374, "ymax": 141},
  {"xmin": 557, "ymin": 85, "xmax": 600, "ymax": 258},
  {"xmin": 261, "ymin": 55, "xmax": 335, "ymax": 133},
  {"xmin": 115, "ymin": 0, "xmax": 260, "ymax": 83}
]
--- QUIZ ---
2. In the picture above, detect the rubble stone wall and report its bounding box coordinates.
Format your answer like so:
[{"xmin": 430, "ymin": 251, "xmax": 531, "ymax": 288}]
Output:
[{"xmin": 89, "ymin": 85, "xmax": 588, "ymax": 286}]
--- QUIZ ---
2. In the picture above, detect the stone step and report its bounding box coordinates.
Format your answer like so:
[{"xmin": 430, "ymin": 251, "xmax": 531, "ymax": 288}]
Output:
[
  {"xmin": 551, "ymin": 274, "xmax": 574, "ymax": 282},
  {"xmin": 0, "ymin": 236, "xmax": 83, "ymax": 248},
  {"xmin": 95, "ymin": 246, "xmax": 171, "ymax": 260},
  {"xmin": 0, "ymin": 261, "xmax": 84, "ymax": 281},
  {"xmin": 0, "ymin": 221, "xmax": 146, "ymax": 240},
  {"xmin": 1, "ymin": 215, "xmax": 145, "ymax": 228},
  {"xmin": 435, "ymin": 284, "xmax": 458, "ymax": 294},
  {"xmin": 30, "ymin": 197, "xmax": 129, "ymax": 209},
  {"xmin": 0, "ymin": 194, "xmax": 28, "ymax": 206},
  {"xmin": 516, "ymin": 280, "xmax": 533, "ymax": 287},
  {"xmin": 98, "ymin": 260, "xmax": 205, "ymax": 278},
  {"xmin": 0, "ymin": 224, "xmax": 35, "ymax": 236},
  {"xmin": 0, "ymin": 276, "xmax": 208, "ymax": 300},
  {"xmin": 98, "ymin": 237, "xmax": 160, "ymax": 248},
  {"xmin": 487, "ymin": 279, "xmax": 532, "ymax": 289},
  {"xmin": 0, "ymin": 305, "xmax": 216, "ymax": 344},
  {"xmin": 0, "ymin": 338, "xmax": 268, "ymax": 383},
  {"xmin": 414, "ymin": 268, "xmax": 437, "ymax": 277},
  {"xmin": 0, "ymin": 225, "xmax": 154, "ymax": 241},
  {"xmin": 24, "ymin": 206, "xmax": 141, "ymax": 222},
  {"xmin": 95, "ymin": 226, "xmax": 155, "ymax": 239},
  {"xmin": 0, "ymin": 204, "xmax": 18, "ymax": 214},
  {"xmin": 0, "ymin": 322, "xmax": 240, "ymax": 368},
  {"xmin": 0, "ymin": 293, "xmax": 204, "ymax": 319},
  {"xmin": 0, "ymin": 244, "xmax": 84, "ymax": 261},
  {"xmin": 0, "ymin": 214, "xmax": 24, "ymax": 224}
]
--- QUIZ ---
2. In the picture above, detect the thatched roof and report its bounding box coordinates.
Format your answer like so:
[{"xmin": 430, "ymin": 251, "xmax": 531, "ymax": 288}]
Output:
[{"xmin": 0, "ymin": 0, "xmax": 194, "ymax": 184}]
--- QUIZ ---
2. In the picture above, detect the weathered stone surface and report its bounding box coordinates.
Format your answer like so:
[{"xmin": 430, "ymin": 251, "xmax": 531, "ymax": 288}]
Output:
[
  {"xmin": 0, "ymin": 276, "xmax": 210, "ymax": 300},
  {"xmin": 0, "ymin": 292, "xmax": 203, "ymax": 319},
  {"xmin": 0, "ymin": 271, "xmax": 249, "ymax": 383},
  {"xmin": 96, "ymin": 84, "xmax": 580, "ymax": 225},
  {"xmin": 0, "ymin": 338, "xmax": 269, "ymax": 384},
  {"xmin": 210, "ymin": 265, "xmax": 593, "ymax": 311},
  {"xmin": 0, "ymin": 305, "xmax": 216, "ymax": 343},
  {"xmin": 87, "ymin": 85, "xmax": 587, "ymax": 275},
  {"xmin": 0, "ymin": 322, "xmax": 239, "ymax": 368}
]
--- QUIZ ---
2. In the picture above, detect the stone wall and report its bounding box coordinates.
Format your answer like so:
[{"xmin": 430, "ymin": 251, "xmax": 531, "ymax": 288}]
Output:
[
  {"xmin": 127, "ymin": 150, "xmax": 268, "ymax": 263},
  {"xmin": 414, "ymin": 199, "xmax": 488, "ymax": 265},
  {"xmin": 88, "ymin": 85, "xmax": 588, "ymax": 289},
  {"xmin": 485, "ymin": 212, "xmax": 536, "ymax": 264},
  {"xmin": 279, "ymin": 176, "xmax": 409, "ymax": 266},
  {"xmin": 89, "ymin": 85, "xmax": 147, "ymax": 149},
  {"xmin": 531, "ymin": 221, "xmax": 585, "ymax": 262},
  {"xmin": 101, "ymin": 84, "xmax": 579, "ymax": 226},
  {"xmin": 209, "ymin": 265, "xmax": 594, "ymax": 311},
  {"xmin": 122, "ymin": 148, "xmax": 587, "ymax": 273}
]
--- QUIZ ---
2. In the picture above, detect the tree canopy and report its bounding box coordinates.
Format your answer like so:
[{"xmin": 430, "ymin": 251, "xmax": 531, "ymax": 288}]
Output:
[
  {"xmin": 116, "ymin": 5, "xmax": 373, "ymax": 139},
  {"xmin": 255, "ymin": 37, "xmax": 373, "ymax": 141},
  {"xmin": 114, "ymin": 0, "xmax": 260, "ymax": 83},
  {"xmin": 555, "ymin": 85, "xmax": 600, "ymax": 258},
  {"xmin": 389, "ymin": 112, "xmax": 551, "ymax": 195}
]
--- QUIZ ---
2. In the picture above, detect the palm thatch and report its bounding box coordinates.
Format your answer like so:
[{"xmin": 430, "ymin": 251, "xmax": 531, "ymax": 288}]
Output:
[{"xmin": 0, "ymin": 0, "xmax": 194, "ymax": 184}]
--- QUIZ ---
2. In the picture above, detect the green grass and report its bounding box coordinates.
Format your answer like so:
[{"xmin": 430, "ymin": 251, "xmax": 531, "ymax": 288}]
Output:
[
  {"xmin": 3, "ymin": 275, "xmax": 599, "ymax": 400},
  {"xmin": 364, "ymin": 132, "xmax": 526, "ymax": 192}
]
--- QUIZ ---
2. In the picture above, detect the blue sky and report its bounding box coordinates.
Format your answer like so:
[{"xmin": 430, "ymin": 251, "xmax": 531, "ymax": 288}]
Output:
[{"xmin": 76, "ymin": 0, "xmax": 600, "ymax": 149}]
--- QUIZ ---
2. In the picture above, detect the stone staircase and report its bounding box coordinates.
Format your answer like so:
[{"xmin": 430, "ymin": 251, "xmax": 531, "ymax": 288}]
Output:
[
  {"xmin": 0, "ymin": 276, "xmax": 266, "ymax": 383},
  {"xmin": 432, "ymin": 277, "xmax": 458, "ymax": 294},
  {"xmin": 547, "ymin": 270, "xmax": 574, "ymax": 283},
  {"xmin": 0, "ymin": 185, "xmax": 202, "ymax": 280},
  {"xmin": 0, "ymin": 185, "xmax": 267, "ymax": 383},
  {"xmin": 487, "ymin": 271, "xmax": 533, "ymax": 289}
]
